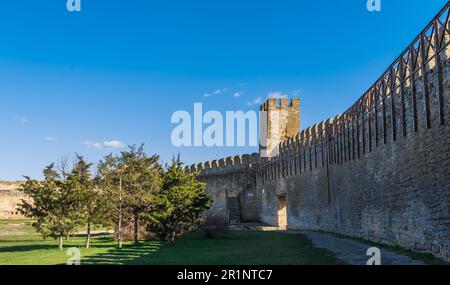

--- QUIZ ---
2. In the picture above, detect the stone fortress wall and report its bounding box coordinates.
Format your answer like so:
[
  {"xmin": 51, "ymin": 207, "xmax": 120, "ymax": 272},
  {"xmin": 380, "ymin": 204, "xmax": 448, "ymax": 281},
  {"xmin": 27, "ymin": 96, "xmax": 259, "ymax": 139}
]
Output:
[{"xmin": 189, "ymin": 4, "xmax": 450, "ymax": 262}]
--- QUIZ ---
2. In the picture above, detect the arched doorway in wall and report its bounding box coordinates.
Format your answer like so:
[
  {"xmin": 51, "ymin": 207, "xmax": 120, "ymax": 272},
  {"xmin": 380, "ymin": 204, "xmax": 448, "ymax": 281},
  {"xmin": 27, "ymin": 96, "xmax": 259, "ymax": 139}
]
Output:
[{"xmin": 277, "ymin": 195, "xmax": 287, "ymax": 230}]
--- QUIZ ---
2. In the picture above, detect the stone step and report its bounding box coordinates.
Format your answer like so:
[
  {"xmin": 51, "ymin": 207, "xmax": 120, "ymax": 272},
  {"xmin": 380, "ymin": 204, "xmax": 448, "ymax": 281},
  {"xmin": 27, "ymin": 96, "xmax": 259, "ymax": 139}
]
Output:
[{"xmin": 228, "ymin": 198, "xmax": 241, "ymax": 224}]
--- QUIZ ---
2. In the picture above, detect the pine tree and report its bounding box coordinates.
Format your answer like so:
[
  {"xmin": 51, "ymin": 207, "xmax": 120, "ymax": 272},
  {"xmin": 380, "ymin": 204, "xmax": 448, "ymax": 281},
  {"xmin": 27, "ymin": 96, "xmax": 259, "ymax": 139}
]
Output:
[{"xmin": 143, "ymin": 156, "xmax": 211, "ymax": 243}]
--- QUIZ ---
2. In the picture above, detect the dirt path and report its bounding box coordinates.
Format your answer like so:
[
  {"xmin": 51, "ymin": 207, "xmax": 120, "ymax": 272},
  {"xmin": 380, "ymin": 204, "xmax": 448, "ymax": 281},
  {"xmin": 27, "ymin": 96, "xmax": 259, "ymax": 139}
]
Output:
[{"xmin": 293, "ymin": 231, "xmax": 424, "ymax": 265}]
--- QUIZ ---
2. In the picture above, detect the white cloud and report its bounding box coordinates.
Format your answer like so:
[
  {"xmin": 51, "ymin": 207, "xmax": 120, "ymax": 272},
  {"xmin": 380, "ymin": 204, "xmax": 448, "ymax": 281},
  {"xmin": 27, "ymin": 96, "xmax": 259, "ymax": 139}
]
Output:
[
  {"xmin": 233, "ymin": 92, "xmax": 244, "ymax": 98},
  {"xmin": 13, "ymin": 116, "xmax": 30, "ymax": 124},
  {"xmin": 246, "ymin": 96, "xmax": 264, "ymax": 106},
  {"xmin": 83, "ymin": 140, "xmax": 126, "ymax": 150},
  {"xmin": 203, "ymin": 88, "xmax": 228, "ymax": 97},
  {"xmin": 102, "ymin": 140, "xmax": 126, "ymax": 149},
  {"xmin": 246, "ymin": 91, "xmax": 293, "ymax": 106},
  {"xmin": 292, "ymin": 89, "xmax": 301, "ymax": 96},
  {"xmin": 44, "ymin": 137, "xmax": 57, "ymax": 141}
]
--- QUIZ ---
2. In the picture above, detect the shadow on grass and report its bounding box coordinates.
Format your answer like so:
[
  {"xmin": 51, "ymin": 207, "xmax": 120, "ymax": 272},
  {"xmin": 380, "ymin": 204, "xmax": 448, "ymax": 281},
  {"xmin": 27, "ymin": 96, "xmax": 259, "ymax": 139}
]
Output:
[
  {"xmin": 72, "ymin": 232, "xmax": 112, "ymax": 238},
  {"xmin": 82, "ymin": 243, "xmax": 164, "ymax": 265},
  {"xmin": 0, "ymin": 235, "xmax": 115, "ymax": 253},
  {"xmin": 0, "ymin": 244, "xmax": 58, "ymax": 252}
]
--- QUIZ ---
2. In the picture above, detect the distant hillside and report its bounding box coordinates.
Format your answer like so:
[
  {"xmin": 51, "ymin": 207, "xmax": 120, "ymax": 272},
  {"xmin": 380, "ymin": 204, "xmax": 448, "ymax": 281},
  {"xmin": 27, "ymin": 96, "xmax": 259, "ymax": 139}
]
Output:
[{"xmin": 0, "ymin": 181, "xmax": 22, "ymax": 191}]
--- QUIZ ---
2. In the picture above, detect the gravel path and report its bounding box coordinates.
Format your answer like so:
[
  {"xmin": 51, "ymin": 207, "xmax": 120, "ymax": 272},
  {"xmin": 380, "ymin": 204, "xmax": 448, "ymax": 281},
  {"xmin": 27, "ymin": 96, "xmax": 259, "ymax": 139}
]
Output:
[{"xmin": 294, "ymin": 231, "xmax": 424, "ymax": 265}]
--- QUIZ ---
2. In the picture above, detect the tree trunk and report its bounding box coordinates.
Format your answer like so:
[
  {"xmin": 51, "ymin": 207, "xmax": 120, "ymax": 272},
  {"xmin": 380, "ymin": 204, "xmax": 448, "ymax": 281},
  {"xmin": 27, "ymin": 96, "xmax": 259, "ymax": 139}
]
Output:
[
  {"xmin": 134, "ymin": 212, "xmax": 139, "ymax": 244},
  {"xmin": 170, "ymin": 231, "xmax": 176, "ymax": 244},
  {"xmin": 118, "ymin": 178, "xmax": 123, "ymax": 249},
  {"xmin": 118, "ymin": 215, "xmax": 123, "ymax": 248},
  {"xmin": 85, "ymin": 220, "xmax": 91, "ymax": 249},
  {"xmin": 59, "ymin": 236, "xmax": 64, "ymax": 251}
]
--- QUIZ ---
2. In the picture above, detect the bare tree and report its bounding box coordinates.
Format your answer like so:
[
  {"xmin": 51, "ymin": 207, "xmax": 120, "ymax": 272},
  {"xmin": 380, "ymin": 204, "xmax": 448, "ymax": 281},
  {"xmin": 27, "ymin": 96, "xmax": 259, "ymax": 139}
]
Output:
[{"xmin": 57, "ymin": 155, "xmax": 71, "ymax": 180}]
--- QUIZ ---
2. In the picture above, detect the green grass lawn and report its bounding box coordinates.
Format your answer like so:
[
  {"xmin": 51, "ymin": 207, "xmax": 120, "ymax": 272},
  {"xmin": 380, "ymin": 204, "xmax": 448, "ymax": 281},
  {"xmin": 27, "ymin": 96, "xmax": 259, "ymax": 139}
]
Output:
[{"xmin": 0, "ymin": 220, "xmax": 342, "ymax": 265}]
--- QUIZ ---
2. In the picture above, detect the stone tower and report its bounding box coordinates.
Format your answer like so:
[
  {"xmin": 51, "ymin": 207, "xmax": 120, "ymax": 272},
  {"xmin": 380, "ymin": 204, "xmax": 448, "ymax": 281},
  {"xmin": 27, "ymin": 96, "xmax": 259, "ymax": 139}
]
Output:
[{"xmin": 259, "ymin": 98, "xmax": 300, "ymax": 158}]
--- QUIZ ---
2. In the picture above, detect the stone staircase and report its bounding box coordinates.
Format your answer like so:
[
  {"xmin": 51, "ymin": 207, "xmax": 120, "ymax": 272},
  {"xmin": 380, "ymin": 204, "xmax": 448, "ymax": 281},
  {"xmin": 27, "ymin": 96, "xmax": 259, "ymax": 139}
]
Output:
[{"xmin": 228, "ymin": 197, "xmax": 241, "ymax": 225}]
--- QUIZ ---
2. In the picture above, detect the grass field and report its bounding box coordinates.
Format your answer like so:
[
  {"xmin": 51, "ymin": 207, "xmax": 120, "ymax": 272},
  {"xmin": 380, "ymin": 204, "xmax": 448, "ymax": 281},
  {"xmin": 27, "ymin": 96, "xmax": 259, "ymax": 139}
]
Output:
[{"xmin": 0, "ymin": 220, "xmax": 342, "ymax": 265}]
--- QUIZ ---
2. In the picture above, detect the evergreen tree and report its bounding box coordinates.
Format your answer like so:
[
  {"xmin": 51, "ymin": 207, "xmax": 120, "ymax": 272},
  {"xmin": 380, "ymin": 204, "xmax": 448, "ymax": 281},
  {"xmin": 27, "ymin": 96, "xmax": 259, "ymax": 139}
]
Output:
[
  {"xmin": 97, "ymin": 154, "xmax": 129, "ymax": 248},
  {"xmin": 118, "ymin": 145, "xmax": 161, "ymax": 244},
  {"xmin": 143, "ymin": 156, "xmax": 211, "ymax": 243},
  {"xmin": 18, "ymin": 163, "xmax": 84, "ymax": 250},
  {"xmin": 68, "ymin": 155, "xmax": 107, "ymax": 249}
]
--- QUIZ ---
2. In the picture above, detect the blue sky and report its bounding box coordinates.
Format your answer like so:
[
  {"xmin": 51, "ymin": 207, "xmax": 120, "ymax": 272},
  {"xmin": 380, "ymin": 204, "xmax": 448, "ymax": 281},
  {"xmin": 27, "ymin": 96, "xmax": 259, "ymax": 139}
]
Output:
[{"xmin": 0, "ymin": 0, "xmax": 447, "ymax": 180}]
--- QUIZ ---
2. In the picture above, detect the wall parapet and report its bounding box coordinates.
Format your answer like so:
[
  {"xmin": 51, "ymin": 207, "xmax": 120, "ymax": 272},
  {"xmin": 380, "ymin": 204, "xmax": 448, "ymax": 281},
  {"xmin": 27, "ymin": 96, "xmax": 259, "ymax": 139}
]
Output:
[
  {"xmin": 260, "ymin": 98, "xmax": 300, "ymax": 111},
  {"xmin": 185, "ymin": 153, "xmax": 259, "ymax": 176}
]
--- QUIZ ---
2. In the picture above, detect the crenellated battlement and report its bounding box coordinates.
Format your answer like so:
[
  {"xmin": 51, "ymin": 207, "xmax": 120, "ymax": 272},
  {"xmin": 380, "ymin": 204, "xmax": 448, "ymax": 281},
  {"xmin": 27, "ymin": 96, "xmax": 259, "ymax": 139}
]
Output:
[
  {"xmin": 260, "ymin": 98, "xmax": 300, "ymax": 111},
  {"xmin": 278, "ymin": 118, "xmax": 334, "ymax": 152},
  {"xmin": 185, "ymin": 153, "xmax": 259, "ymax": 175}
]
